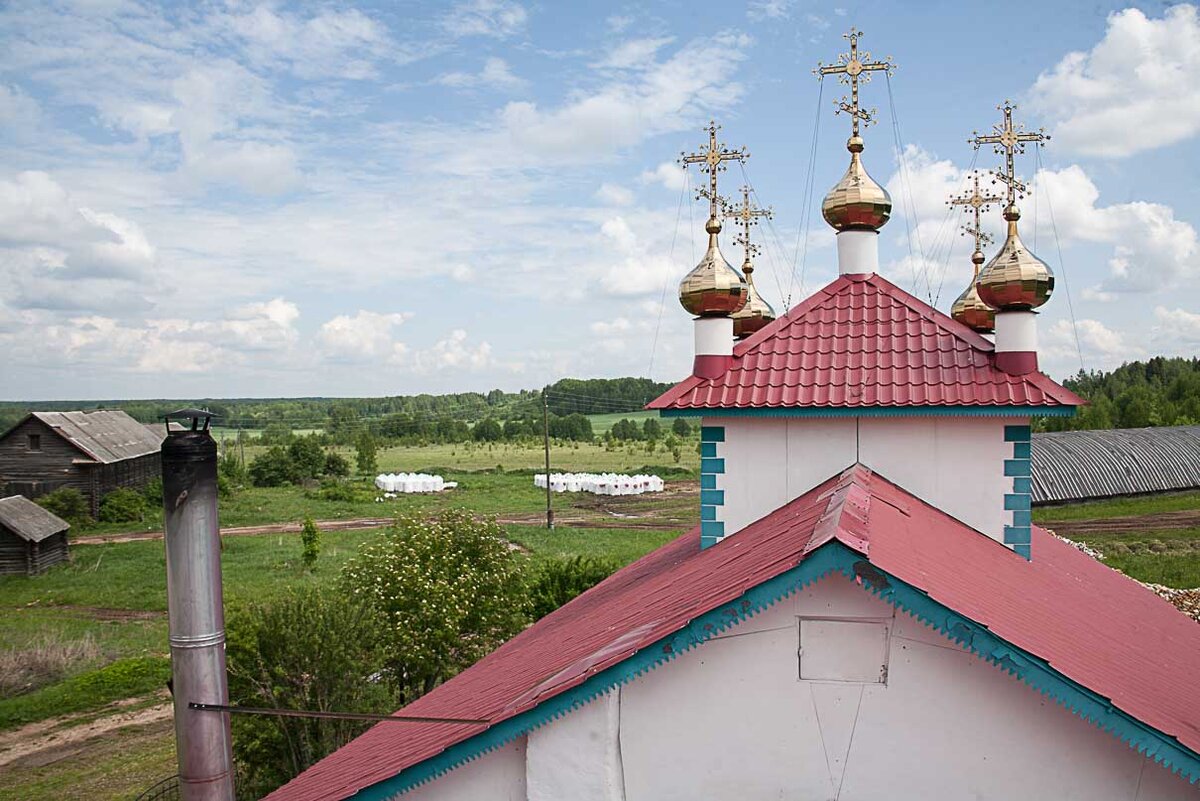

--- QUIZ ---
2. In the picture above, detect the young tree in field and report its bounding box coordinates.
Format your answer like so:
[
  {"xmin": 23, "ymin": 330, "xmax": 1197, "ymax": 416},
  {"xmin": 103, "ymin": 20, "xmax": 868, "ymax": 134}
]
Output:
[
  {"xmin": 340, "ymin": 510, "xmax": 526, "ymax": 700},
  {"xmin": 288, "ymin": 435, "xmax": 327, "ymax": 480},
  {"xmin": 472, "ymin": 418, "xmax": 503, "ymax": 442},
  {"xmin": 642, "ymin": 418, "xmax": 662, "ymax": 440},
  {"xmin": 355, "ymin": 431, "xmax": 378, "ymax": 476},
  {"xmin": 323, "ymin": 451, "xmax": 351, "ymax": 478},
  {"xmin": 671, "ymin": 418, "xmax": 691, "ymax": 437},
  {"xmin": 249, "ymin": 447, "xmax": 295, "ymax": 487},
  {"xmin": 225, "ymin": 587, "xmax": 393, "ymax": 797},
  {"xmin": 300, "ymin": 516, "xmax": 321, "ymax": 571}
]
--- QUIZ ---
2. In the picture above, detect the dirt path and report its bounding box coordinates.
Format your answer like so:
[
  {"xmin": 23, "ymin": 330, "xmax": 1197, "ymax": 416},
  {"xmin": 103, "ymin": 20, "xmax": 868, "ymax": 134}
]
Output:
[
  {"xmin": 74, "ymin": 517, "xmax": 397, "ymax": 545},
  {"xmin": 0, "ymin": 695, "xmax": 171, "ymax": 770},
  {"xmin": 1047, "ymin": 509, "xmax": 1200, "ymax": 537}
]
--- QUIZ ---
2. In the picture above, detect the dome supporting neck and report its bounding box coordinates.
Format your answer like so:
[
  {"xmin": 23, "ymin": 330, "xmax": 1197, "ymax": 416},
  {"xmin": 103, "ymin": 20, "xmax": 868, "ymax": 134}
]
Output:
[
  {"xmin": 993, "ymin": 310, "xmax": 1039, "ymax": 375},
  {"xmin": 693, "ymin": 316, "xmax": 734, "ymax": 379},
  {"xmin": 836, "ymin": 229, "xmax": 879, "ymax": 275}
]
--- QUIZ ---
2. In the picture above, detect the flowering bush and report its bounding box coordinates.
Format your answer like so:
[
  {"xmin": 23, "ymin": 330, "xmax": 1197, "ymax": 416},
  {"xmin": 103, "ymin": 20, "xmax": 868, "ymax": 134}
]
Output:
[{"xmin": 340, "ymin": 509, "xmax": 526, "ymax": 698}]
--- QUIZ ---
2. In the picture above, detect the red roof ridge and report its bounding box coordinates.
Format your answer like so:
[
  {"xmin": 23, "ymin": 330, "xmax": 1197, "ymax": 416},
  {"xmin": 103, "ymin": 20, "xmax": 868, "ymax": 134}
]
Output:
[
  {"xmin": 647, "ymin": 272, "xmax": 1086, "ymax": 411},
  {"xmin": 810, "ymin": 464, "xmax": 874, "ymax": 554}
]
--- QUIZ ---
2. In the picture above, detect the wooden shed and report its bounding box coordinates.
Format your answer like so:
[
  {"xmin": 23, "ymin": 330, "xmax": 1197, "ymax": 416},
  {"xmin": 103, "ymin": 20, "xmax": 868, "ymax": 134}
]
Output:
[
  {"xmin": 0, "ymin": 411, "xmax": 166, "ymax": 516},
  {"xmin": 0, "ymin": 494, "xmax": 70, "ymax": 575}
]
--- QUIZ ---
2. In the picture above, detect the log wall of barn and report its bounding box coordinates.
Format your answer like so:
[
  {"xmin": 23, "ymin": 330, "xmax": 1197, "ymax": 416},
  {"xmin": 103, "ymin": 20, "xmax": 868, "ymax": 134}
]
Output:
[{"xmin": 0, "ymin": 418, "xmax": 93, "ymax": 502}]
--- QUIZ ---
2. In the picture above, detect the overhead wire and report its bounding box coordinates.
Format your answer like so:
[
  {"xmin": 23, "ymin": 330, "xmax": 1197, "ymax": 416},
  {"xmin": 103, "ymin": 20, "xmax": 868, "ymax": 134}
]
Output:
[
  {"xmin": 884, "ymin": 72, "xmax": 932, "ymax": 302},
  {"xmin": 789, "ymin": 77, "xmax": 825, "ymax": 308},
  {"xmin": 647, "ymin": 172, "xmax": 691, "ymax": 380},
  {"xmin": 1035, "ymin": 144, "xmax": 1086, "ymax": 374}
]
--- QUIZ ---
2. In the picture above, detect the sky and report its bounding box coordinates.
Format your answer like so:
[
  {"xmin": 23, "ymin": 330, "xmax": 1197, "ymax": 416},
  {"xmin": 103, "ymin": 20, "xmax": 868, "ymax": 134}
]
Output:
[{"xmin": 0, "ymin": 0, "xmax": 1197, "ymax": 400}]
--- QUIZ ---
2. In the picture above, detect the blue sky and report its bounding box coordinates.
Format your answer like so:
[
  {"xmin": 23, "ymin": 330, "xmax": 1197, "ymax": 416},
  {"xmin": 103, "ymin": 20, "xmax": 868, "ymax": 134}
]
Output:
[{"xmin": 0, "ymin": 0, "xmax": 1196, "ymax": 400}]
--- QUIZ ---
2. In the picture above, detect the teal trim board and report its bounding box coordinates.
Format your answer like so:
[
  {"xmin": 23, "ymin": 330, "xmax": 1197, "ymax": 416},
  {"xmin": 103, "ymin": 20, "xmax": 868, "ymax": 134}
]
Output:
[
  {"xmin": 698, "ymin": 425, "xmax": 726, "ymax": 550},
  {"xmin": 661, "ymin": 406, "xmax": 1076, "ymax": 419},
  {"xmin": 351, "ymin": 541, "xmax": 1199, "ymax": 800},
  {"xmin": 1004, "ymin": 425, "xmax": 1033, "ymax": 560}
]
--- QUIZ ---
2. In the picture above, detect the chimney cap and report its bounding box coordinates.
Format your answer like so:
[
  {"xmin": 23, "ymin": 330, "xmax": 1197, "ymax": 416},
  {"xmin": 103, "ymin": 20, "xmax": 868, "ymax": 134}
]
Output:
[{"xmin": 163, "ymin": 408, "xmax": 216, "ymax": 431}]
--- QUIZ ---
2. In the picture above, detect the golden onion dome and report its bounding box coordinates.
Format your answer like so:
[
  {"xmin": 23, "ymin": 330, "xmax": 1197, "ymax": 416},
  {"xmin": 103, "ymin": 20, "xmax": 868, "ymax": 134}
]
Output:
[
  {"xmin": 822, "ymin": 136, "xmax": 892, "ymax": 232},
  {"xmin": 951, "ymin": 250, "xmax": 995, "ymax": 333},
  {"xmin": 732, "ymin": 260, "xmax": 776, "ymax": 338},
  {"xmin": 679, "ymin": 216, "xmax": 749, "ymax": 317},
  {"xmin": 977, "ymin": 204, "xmax": 1054, "ymax": 310}
]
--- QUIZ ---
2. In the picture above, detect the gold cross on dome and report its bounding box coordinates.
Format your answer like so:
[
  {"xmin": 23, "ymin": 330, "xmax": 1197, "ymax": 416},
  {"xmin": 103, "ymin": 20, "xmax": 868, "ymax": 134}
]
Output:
[
  {"xmin": 679, "ymin": 121, "xmax": 748, "ymax": 222},
  {"xmin": 725, "ymin": 185, "xmax": 772, "ymax": 270},
  {"xmin": 947, "ymin": 171, "xmax": 1004, "ymax": 254},
  {"xmin": 814, "ymin": 27, "xmax": 896, "ymax": 137},
  {"xmin": 970, "ymin": 100, "xmax": 1049, "ymax": 206}
]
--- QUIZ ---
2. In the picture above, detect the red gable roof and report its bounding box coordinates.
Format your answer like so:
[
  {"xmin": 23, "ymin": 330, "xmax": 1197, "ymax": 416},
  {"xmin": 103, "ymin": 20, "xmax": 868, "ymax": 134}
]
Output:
[
  {"xmin": 269, "ymin": 466, "xmax": 1200, "ymax": 801},
  {"xmin": 648, "ymin": 272, "xmax": 1085, "ymax": 412}
]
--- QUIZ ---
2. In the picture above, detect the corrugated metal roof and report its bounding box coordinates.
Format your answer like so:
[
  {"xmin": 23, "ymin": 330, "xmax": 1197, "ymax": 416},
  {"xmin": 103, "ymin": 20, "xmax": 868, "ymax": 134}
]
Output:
[
  {"xmin": 1032, "ymin": 425, "xmax": 1200, "ymax": 504},
  {"xmin": 648, "ymin": 273, "xmax": 1084, "ymax": 411},
  {"xmin": 268, "ymin": 465, "xmax": 1200, "ymax": 801},
  {"xmin": 0, "ymin": 495, "xmax": 70, "ymax": 542},
  {"xmin": 24, "ymin": 411, "xmax": 164, "ymax": 464}
]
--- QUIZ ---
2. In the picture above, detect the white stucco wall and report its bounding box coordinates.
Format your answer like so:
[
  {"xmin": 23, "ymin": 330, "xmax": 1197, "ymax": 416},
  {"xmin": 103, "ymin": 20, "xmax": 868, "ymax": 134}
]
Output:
[
  {"xmin": 712, "ymin": 415, "xmax": 1019, "ymax": 545},
  {"xmin": 406, "ymin": 574, "xmax": 1194, "ymax": 800},
  {"xmin": 402, "ymin": 737, "xmax": 527, "ymax": 801}
]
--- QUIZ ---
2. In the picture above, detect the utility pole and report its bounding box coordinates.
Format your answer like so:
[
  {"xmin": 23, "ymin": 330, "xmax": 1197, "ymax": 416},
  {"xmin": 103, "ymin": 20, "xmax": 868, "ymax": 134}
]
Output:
[{"xmin": 542, "ymin": 387, "xmax": 554, "ymax": 530}]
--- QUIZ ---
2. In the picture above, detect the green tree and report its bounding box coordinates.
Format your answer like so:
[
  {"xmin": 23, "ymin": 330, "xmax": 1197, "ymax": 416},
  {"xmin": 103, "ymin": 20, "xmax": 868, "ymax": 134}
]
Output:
[
  {"xmin": 35, "ymin": 487, "xmax": 91, "ymax": 527},
  {"xmin": 259, "ymin": 422, "xmax": 294, "ymax": 446},
  {"xmin": 355, "ymin": 431, "xmax": 378, "ymax": 475},
  {"xmin": 527, "ymin": 556, "xmax": 620, "ymax": 620},
  {"xmin": 340, "ymin": 510, "xmax": 526, "ymax": 699},
  {"xmin": 300, "ymin": 516, "xmax": 321, "ymax": 571},
  {"xmin": 288, "ymin": 435, "xmax": 327, "ymax": 480},
  {"xmin": 472, "ymin": 418, "xmax": 503, "ymax": 442},
  {"xmin": 671, "ymin": 418, "xmax": 691, "ymax": 437},
  {"xmin": 249, "ymin": 447, "xmax": 294, "ymax": 487},
  {"xmin": 642, "ymin": 418, "xmax": 662, "ymax": 440},
  {"xmin": 225, "ymin": 588, "xmax": 393, "ymax": 797},
  {"xmin": 98, "ymin": 488, "xmax": 147, "ymax": 523},
  {"xmin": 323, "ymin": 451, "xmax": 350, "ymax": 478}
]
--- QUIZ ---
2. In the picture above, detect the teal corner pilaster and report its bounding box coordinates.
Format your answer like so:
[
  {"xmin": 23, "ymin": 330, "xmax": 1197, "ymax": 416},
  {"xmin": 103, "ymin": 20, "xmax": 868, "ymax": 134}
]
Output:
[
  {"xmin": 699, "ymin": 425, "xmax": 726, "ymax": 549},
  {"xmin": 1004, "ymin": 424, "xmax": 1034, "ymax": 560}
]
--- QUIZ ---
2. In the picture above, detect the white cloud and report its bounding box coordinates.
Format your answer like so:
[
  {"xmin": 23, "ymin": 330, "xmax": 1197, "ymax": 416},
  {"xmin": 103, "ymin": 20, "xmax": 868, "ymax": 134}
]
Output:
[
  {"xmin": 411, "ymin": 329, "xmax": 493, "ymax": 372},
  {"xmin": 0, "ymin": 172, "xmax": 158, "ymax": 311},
  {"xmin": 437, "ymin": 58, "xmax": 526, "ymax": 90},
  {"xmin": 219, "ymin": 5, "xmax": 393, "ymax": 80},
  {"xmin": 596, "ymin": 216, "xmax": 683, "ymax": 297},
  {"xmin": 442, "ymin": 0, "xmax": 528, "ymax": 39},
  {"xmin": 317, "ymin": 310, "xmax": 411, "ymax": 362},
  {"xmin": 594, "ymin": 37, "xmax": 675, "ymax": 70},
  {"xmin": 606, "ymin": 15, "xmax": 634, "ymax": 33},
  {"xmin": 1153, "ymin": 306, "xmax": 1200, "ymax": 347},
  {"xmin": 1042, "ymin": 318, "xmax": 1145, "ymax": 371},
  {"xmin": 1028, "ymin": 5, "xmax": 1200, "ymax": 157},
  {"xmin": 748, "ymin": 0, "xmax": 795, "ymax": 20},
  {"xmin": 1033, "ymin": 165, "xmax": 1198, "ymax": 293},
  {"xmin": 594, "ymin": 183, "xmax": 635, "ymax": 206},
  {"xmin": 0, "ymin": 84, "xmax": 40, "ymax": 132},
  {"xmin": 640, "ymin": 161, "xmax": 687, "ymax": 191}
]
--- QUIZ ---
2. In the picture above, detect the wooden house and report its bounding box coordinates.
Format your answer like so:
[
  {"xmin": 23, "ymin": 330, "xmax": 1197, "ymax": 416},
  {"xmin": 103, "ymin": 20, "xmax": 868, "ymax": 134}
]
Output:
[
  {"xmin": 0, "ymin": 411, "xmax": 165, "ymax": 516},
  {"xmin": 0, "ymin": 494, "xmax": 69, "ymax": 575}
]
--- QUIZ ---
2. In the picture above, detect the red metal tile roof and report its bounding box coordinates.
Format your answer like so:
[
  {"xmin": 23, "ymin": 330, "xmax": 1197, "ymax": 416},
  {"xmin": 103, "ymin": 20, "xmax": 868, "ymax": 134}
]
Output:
[
  {"xmin": 648, "ymin": 273, "xmax": 1085, "ymax": 411},
  {"xmin": 268, "ymin": 465, "xmax": 1199, "ymax": 801}
]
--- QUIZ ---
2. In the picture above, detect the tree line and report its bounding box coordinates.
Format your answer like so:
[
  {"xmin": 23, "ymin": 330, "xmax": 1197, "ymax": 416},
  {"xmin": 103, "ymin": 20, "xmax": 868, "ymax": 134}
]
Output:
[{"xmin": 1040, "ymin": 357, "xmax": 1200, "ymax": 432}]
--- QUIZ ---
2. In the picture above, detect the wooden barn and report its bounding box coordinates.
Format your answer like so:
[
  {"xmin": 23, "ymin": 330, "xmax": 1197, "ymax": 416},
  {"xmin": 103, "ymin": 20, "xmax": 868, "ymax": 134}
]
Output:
[
  {"xmin": 0, "ymin": 411, "xmax": 165, "ymax": 516},
  {"xmin": 0, "ymin": 494, "xmax": 70, "ymax": 575}
]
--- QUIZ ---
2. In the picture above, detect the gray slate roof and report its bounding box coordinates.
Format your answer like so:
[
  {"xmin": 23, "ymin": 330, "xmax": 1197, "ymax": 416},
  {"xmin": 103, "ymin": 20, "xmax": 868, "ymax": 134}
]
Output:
[
  {"xmin": 1031, "ymin": 425, "xmax": 1200, "ymax": 504},
  {"xmin": 29, "ymin": 410, "xmax": 165, "ymax": 464},
  {"xmin": 0, "ymin": 495, "xmax": 70, "ymax": 542}
]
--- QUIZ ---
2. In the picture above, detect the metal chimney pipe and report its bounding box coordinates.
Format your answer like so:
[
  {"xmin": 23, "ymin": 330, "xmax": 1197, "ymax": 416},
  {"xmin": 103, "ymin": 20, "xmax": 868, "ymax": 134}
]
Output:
[{"xmin": 161, "ymin": 410, "xmax": 235, "ymax": 801}]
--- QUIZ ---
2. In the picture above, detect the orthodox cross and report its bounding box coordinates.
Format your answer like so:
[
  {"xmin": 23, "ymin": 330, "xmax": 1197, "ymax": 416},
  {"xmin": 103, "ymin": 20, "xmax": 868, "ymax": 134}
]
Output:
[
  {"xmin": 814, "ymin": 27, "xmax": 896, "ymax": 136},
  {"xmin": 725, "ymin": 186, "xmax": 772, "ymax": 269},
  {"xmin": 947, "ymin": 171, "xmax": 1004, "ymax": 254},
  {"xmin": 679, "ymin": 121, "xmax": 748, "ymax": 221},
  {"xmin": 970, "ymin": 100, "xmax": 1049, "ymax": 205}
]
